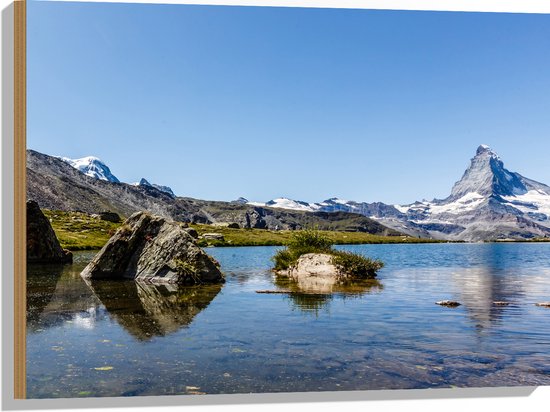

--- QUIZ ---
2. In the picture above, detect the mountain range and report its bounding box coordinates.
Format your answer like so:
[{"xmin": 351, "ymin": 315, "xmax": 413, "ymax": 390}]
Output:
[
  {"xmin": 27, "ymin": 150, "xmax": 398, "ymax": 236},
  {"xmin": 28, "ymin": 145, "xmax": 550, "ymax": 241},
  {"xmin": 245, "ymin": 145, "xmax": 550, "ymax": 241}
]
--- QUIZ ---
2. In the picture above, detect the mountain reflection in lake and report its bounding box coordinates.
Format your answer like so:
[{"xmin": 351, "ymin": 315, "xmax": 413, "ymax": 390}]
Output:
[{"xmin": 27, "ymin": 244, "xmax": 550, "ymax": 398}]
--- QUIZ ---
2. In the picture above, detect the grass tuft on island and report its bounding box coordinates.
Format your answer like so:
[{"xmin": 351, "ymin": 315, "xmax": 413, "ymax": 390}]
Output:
[
  {"xmin": 272, "ymin": 229, "xmax": 384, "ymax": 278},
  {"xmin": 44, "ymin": 209, "xmax": 445, "ymax": 251}
]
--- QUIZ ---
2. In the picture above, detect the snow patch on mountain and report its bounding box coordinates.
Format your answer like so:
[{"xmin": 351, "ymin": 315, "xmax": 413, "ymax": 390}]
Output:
[
  {"xmin": 59, "ymin": 156, "xmax": 120, "ymax": 183},
  {"xmin": 502, "ymin": 190, "xmax": 550, "ymax": 225},
  {"xmin": 416, "ymin": 192, "xmax": 486, "ymax": 217},
  {"xmin": 253, "ymin": 197, "xmax": 318, "ymax": 211},
  {"xmin": 248, "ymin": 197, "xmax": 357, "ymax": 212},
  {"xmin": 393, "ymin": 204, "xmax": 410, "ymax": 214}
]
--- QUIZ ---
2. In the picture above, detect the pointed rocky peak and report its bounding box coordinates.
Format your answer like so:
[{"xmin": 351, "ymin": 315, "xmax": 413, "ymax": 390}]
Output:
[
  {"xmin": 476, "ymin": 144, "xmax": 496, "ymax": 156},
  {"xmin": 449, "ymin": 145, "xmax": 526, "ymax": 200},
  {"xmin": 232, "ymin": 197, "xmax": 249, "ymax": 204},
  {"xmin": 137, "ymin": 178, "xmax": 175, "ymax": 197}
]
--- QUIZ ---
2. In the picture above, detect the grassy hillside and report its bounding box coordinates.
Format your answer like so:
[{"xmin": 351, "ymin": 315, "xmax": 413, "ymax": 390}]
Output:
[
  {"xmin": 43, "ymin": 210, "xmax": 121, "ymax": 250},
  {"xmin": 43, "ymin": 210, "xmax": 443, "ymax": 251}
]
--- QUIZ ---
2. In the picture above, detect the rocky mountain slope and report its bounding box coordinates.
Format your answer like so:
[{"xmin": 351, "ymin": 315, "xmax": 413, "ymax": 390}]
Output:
[
  {"xmin": 133, "ymin": 178, "xmax": 176, "ymax": 198},
  {"xmin": 248, "ymin": 145, "xmax": 550, "ymax": 241},
  {"xmin": 27, "ymin": 150, "xmax": 400, "ymax": 236}
]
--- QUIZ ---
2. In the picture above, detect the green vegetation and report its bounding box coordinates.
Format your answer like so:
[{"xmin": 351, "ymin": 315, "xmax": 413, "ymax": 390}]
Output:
[
  {"xmin": 495, "ymin": 238, "xmax": 550, "ymax": 243},
  {"xmin": 272, "ymin": 229, "xmax": 384, "ymax": 278},
  {"xmin": 43, "ymin": 210, "xmax": 122, "ymax": 250},
  {"xmin": 331, "ymin": 250, "xmax": 384, "ymax": 278},
  {"xmin": 191, "ymin": 223, "xmax": 442, "ymax": 247},
  {"xmin": 44, "ymin": 210, "xmax": 443, "ymax": 251},
  {"xmin": 174, "ymin": 258, "xmax": 202, "ymax": 284},
  {"xmin": 272, "ymin": 229, "xmax": 333, "ymax": 270}
]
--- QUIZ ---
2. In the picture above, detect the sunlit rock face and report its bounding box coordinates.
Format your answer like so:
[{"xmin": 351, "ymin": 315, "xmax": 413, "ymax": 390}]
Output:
[
  {"xmin": 275, "ymin": 253, "xmax": 381, "ymax": 294},
  {"xmin": 277, "ymin": 253, "xmax": 340, "ymax": 293}
]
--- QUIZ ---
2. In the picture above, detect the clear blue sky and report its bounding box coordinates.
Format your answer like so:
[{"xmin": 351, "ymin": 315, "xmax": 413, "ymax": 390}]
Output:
[{"xmin": 27, "ymin": 1, "xmax": 550, "ymax": 204}]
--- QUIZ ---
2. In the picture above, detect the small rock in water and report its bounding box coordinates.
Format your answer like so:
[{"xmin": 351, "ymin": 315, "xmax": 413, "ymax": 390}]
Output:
[
  {"xmin": 493, "ymin": 301, "xmax": 510, "ymax": 306},
  {"xmin": 185, "ymin": 386, "xmax": 200, "ymax": 391},
  {"xmin": 436, "ymin": 300, "xmax": 461, "ymax": 307},
  {"xmin": 535, "ymin": 302, "xmax": 550, "ymax": 308}
]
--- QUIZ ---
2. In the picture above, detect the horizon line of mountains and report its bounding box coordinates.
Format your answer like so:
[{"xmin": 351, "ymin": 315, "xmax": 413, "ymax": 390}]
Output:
[{"xmin": 26, "ymin": 145, "xmax": 550, "ymax": 242}]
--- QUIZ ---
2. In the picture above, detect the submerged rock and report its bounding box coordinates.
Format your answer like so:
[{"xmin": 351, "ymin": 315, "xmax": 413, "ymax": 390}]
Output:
[
  {"xmin": 27, "ymin": 200, "xmax": 73, "ymax": 264},
  {"xmin": 436, "ymin": 300, "xmax": 461, "ymax": 307},
  {"xmin": 81, "ymin": 211, "xmax": 224, "ymax": 284}
]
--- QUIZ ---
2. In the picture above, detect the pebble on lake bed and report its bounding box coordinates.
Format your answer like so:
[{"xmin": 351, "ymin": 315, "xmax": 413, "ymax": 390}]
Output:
[
  {"xmin": 535, "ymin": 302, "xmax": 550, "ymax": 308},
  {"xmin": 435, "ymin": 300, "xmax": 461, "ymax": 307}
]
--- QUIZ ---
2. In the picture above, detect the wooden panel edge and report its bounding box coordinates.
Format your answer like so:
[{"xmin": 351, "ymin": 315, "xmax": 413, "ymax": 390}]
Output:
[{"xmin": 14, "ymin": 0, "xmax": 27, "ymax": 400}]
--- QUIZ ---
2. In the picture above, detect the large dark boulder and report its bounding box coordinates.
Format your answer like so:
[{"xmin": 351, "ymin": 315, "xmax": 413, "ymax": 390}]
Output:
[
  {"xmin": 27, "ymin": 200, "xmax": 73, "ymax": 263},
  {"xmin": 98, "ymin": 211, "xmax": 122, "ymax": 223},
  {"xmin": 81, "ymin": 211, "xmax": 224, "ymax": 284}
]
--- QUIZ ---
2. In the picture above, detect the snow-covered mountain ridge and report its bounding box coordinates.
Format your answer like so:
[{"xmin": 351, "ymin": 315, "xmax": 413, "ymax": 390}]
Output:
[
  {"xmin": 247, "ymin": 145, "xmax": 550, "ymax": 241},
  {"xmin": 60, "ymin": 156, "xmax": 176, "ymax": 197}
]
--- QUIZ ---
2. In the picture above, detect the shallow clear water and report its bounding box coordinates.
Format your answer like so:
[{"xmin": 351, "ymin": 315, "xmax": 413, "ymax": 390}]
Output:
[{"xmin": 26, "ymin": 243, "xmax": 550, "ymax": 398}]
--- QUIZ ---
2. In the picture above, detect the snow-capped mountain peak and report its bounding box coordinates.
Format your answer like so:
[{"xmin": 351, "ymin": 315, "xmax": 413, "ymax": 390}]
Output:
[
  {"xmin": 449, "ymin": 145, "xmax": 527, "ymax": 200},
  {"xmin": 59, "ymin": 156, "xmax": 120, "ymax": 183},
  {"xmin": 476, "ymin": 144, "xmax": 497, "ymax": 156}
]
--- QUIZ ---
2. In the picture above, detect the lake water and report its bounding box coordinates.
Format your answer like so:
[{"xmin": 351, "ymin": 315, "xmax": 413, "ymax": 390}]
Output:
[{"xmin": 26, "ymin": 243, "xmax": 550, "ymax": 398}]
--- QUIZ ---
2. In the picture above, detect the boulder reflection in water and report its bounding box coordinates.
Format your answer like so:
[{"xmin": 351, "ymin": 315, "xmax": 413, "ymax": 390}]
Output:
[{"xmin": 86, "ymin": 280, "xmax": 222, "ymax": 340}]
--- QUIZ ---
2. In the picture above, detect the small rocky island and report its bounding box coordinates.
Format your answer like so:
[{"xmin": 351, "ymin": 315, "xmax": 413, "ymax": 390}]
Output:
[
  {"xmin": 81, "ymin": 211, "xmax": 224, "ymax": 284},
  {"xmin": 273, "ymin": 230, "xmax": 384, "ymax": 290},
  {"xmin": 27, "ymin": 200, "xmax": 73, "ymax": 264}
]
